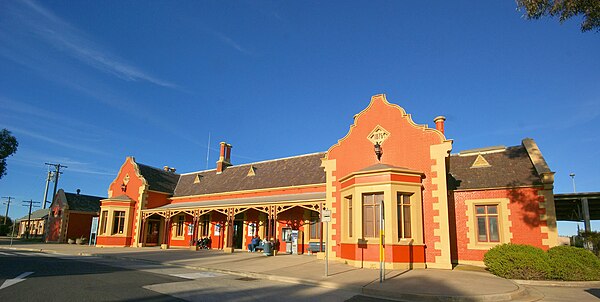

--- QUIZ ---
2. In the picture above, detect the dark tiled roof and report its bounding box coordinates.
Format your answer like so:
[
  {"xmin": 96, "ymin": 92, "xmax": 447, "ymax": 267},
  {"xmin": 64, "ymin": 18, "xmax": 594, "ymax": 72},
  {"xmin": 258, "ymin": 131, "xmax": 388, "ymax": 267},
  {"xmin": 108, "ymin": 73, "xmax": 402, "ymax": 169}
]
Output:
[
  {"xmin": 138, "ymin": 164, "xmax": 180, "ymax": 194},
  {"xmin": 17, "ymin": 208, "xmax": 49, "ymax": 221},
  {"xmin": 174, "ymin": 152, "xmax": 326, "ymax": 197},
  {"xmin": 448, "ymin": 145, "xmax": 543, "ymax": 190},
  {"xmin": 65, "ymin": 192, "xmax": 103, "ymax": 213}
]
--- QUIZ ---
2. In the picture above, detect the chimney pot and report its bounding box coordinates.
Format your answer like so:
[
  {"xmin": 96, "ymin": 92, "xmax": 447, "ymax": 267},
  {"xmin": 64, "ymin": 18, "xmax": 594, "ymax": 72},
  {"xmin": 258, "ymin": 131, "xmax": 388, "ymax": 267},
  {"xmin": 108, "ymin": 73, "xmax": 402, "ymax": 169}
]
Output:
[
  {"xmin": 216, "ymin": 142, "xmax": 233, "ymax": 173},
  {"xmin": 76, "ymin": 189, "xmax": 81, "ymax": 195},
  {"xmin": 434, "ymin": 116, "xmax": 446, "ymax": 134}
]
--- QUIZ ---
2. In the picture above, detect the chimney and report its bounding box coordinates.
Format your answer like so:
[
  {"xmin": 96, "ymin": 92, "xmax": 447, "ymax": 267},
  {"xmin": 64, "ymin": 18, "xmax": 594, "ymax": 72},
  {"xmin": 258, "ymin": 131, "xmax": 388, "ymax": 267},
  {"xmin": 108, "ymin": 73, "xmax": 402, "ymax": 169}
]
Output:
[
  {"xmin": 216, "ymin": 142, "xmax": 233, "ymax": 174},
  {"xmin": 434, "ymin": 116, "xmax": 446, "ymax": 134},
  {"xmin": 163, "ymin": 166, "xmax": 170, "ymax": 172}
]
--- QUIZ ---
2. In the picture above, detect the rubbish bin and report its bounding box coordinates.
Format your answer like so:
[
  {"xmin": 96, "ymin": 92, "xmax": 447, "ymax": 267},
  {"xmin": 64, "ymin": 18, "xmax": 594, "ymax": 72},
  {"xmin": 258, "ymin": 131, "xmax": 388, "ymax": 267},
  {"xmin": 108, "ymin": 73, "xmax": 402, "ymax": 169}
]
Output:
[{"xmin": 263, "ymin": 241, "xmax": 273, "ymax": 256}]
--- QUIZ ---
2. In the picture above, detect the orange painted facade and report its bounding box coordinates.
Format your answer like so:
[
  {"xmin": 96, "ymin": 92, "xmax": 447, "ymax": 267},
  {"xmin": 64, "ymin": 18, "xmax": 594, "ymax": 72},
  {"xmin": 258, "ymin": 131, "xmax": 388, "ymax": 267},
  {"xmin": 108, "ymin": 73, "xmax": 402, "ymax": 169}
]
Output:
[{"xmin": 97, "ymin": 94, "xmax": 557, "ymax": 269}]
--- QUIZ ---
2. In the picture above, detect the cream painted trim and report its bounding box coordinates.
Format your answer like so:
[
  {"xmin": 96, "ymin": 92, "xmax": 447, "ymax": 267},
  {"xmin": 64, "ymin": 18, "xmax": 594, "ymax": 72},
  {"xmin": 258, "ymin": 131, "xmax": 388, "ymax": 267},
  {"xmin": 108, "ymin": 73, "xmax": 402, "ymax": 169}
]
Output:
[
  {"xmin": 430, "ymin": 142, "xmax": 453, "ymax": 269},
  {"xmin": 341, "ymin": 181, "xmax": 423, "ymax": 192},
  {"xmin": 169, "ymin": 183, "xmax": 325, "ymax": 200},
  {"xmin": 102, "ymin": 206, "xmax": 133, "ymax": 238},
  {"xmin": 171, "ymin": 214, "xmax": 186, "ymax": 239},
  {"xmin": 465, "ymin": 198, "xmax": 512, "ymax": 250},
  {"xmin": 321, "ymin": 158, "xmax": 337, "ymax": 258},
  {"xmin": 539, "ymin": 189, "xmax": 558, "ymax": 247},
  {"xmin": 339, "ymin": 167, "xmax": 424, "ymax": 183},
  {"xmin": 339, "ymin": 181, "xmax": 424, "ymax": 246},
  {"xmin": 142, "ymin": 198, "xmax": 326, "ymax": 214},
  {"xmin": 325, "ymin": 94, "xmax": 449, "ymax": 159}
]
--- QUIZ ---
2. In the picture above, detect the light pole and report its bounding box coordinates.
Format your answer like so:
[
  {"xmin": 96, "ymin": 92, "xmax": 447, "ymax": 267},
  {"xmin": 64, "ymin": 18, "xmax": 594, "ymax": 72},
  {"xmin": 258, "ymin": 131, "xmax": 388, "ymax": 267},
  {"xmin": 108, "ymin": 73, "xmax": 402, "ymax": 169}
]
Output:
[{"xmin": 569, "ymin": 173, "xmax": 576, "ymax": 193}]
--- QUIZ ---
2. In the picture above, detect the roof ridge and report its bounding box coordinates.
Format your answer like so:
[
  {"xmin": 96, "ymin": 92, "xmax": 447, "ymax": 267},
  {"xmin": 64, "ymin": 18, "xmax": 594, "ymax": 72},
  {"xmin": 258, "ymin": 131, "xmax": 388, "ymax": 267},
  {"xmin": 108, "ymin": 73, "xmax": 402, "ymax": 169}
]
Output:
[
  {"xmin": 138, "ymin": 162, "xmax": 181, "ymax": 175},
  {"xmin": 180, "ymin": 151, "xmax": 327, "ymax": 176},
  {"xmin": 451, "ymin": 144, "xmax": 521, "ymax": 156}
]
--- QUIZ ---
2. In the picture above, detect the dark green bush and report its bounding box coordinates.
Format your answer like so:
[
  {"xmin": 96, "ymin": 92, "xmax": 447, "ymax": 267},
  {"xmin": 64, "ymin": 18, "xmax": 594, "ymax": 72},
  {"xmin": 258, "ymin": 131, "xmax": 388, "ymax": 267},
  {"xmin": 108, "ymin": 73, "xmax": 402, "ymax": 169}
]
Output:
[
  {"xmin": 547, "ymin": 246, "xmax": 600, "ymax": 281},
  {"xmin": 483, "ymin": 244, "xmax": 551, "ymax": 280}
]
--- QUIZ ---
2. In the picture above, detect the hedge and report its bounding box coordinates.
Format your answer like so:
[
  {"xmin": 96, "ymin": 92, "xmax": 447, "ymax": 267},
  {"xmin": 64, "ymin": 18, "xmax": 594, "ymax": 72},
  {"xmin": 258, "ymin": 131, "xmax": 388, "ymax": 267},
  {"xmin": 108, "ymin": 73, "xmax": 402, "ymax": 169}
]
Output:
[
  {"xmin": 484, "ymin": 244, "xmax": 550, "ymax": 280},
  {"xmin": 484, "ymin": 243, "xmax": 600, "ymax": 281},
  {"xmin": 547, "ymin": 246, "xmax": 600, "ymax": 281}
]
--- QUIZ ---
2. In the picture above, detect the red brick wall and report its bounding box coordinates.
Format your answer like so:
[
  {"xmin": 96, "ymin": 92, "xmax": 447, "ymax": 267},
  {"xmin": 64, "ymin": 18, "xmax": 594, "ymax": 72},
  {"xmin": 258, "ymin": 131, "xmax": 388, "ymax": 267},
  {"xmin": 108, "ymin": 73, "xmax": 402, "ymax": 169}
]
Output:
[
  {"xmin": 65, "ymin": 212, "xmax": 95, "ymax": 240},
  {"xmin": 451, "ymin": 187, "xmax": 547, "ymax": 262}
]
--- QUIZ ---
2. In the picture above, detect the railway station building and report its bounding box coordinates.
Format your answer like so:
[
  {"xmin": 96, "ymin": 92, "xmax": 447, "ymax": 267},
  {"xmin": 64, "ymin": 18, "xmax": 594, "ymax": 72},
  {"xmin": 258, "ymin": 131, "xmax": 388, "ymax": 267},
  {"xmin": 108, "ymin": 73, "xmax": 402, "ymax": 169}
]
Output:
[{"xmin": 96, "ymin": 94, "xmax": 558, "ymax": 269}]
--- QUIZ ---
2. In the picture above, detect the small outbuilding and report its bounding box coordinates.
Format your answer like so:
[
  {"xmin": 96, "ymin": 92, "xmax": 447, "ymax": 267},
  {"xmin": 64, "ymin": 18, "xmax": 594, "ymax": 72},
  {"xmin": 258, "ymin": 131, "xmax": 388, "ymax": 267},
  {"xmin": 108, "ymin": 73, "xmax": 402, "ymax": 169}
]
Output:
[{"xmin": 46, "ymin": 189, "xmax": 103, "ymax": 243}]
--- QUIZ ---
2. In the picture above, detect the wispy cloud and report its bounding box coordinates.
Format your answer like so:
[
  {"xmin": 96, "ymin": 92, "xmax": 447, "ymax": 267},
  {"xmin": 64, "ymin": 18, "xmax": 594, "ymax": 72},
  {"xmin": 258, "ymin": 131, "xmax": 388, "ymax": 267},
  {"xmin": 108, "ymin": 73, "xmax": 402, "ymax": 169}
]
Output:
[
  {"xmin": 207, "ymin": 30, "xmax": 250, "ymax": 55},
  {"xmin": 3, "ymin": 0, "xmax": 179, "ymax": 89},
  {"xmin": 10, "ymin": 151, "xmax": 116, "ymax": 177},
  {"xmin": 2, "ymin": 126, "xmax": 111, "ymax": 157}
]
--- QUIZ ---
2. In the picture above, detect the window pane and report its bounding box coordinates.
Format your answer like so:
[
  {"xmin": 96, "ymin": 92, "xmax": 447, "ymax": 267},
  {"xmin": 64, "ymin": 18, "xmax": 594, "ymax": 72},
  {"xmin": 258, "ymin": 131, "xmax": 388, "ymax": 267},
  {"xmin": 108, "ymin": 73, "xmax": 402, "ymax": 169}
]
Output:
[
  {"xmin": 403, "ymin": 205, "xmax": 411, "ymax": 238},
  {"xmin": 488, "ymin": 217, "xmax": 499, "ymax": 242},
  {"xmin": 487, "ymin": 205, "xmax": 498, "ymax": 215},
  {"xmin": 476, "ymin": 206, "xmax": 485, "ymax": 214},
  {"xmin": 374, "ymin": 203, "xmax": 381, "ymax": 237},
  {"xmin": 403, "ymin": 194, "xmax": 410, "ymax": 205},
  {"xmin": 477, "ymin": 217, "xmax": 487, "ymax": 241},
  {"xmin": 397, "ymin": 203, "xmax": 402, "ymax": 240},
  {"xmin": 347, "ymin": 196, "xmax": 353, "ymax": 238}
]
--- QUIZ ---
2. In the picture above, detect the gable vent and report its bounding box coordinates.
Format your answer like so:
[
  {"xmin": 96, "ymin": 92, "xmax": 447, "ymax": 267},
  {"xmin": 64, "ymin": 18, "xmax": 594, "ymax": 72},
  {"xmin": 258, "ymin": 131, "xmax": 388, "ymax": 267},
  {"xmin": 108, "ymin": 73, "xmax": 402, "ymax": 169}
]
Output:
[
  {"xmin": 247, "ymin": 166, "xmax": 256, "ymax": 177},
  {"xmin": 471, "ymin": 154, "xmax": 491, "ymax": 168}
]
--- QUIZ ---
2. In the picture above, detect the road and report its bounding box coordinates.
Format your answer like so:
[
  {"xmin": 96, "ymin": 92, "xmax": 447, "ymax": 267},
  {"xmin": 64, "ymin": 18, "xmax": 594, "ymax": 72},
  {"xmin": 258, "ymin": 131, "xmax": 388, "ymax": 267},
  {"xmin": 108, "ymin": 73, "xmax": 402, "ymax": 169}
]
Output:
[{"xmin": 0, "ymin": 249, "xmax": 388, "ymax": 302}]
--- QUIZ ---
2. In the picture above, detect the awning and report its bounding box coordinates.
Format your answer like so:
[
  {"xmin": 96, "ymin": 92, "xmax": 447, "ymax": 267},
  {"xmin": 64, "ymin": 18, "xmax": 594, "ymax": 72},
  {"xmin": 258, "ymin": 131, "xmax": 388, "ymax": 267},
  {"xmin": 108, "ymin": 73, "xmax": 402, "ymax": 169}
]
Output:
[{"xmin": 149, "ymin": 191, "xmax": 325, "ymax": 211}]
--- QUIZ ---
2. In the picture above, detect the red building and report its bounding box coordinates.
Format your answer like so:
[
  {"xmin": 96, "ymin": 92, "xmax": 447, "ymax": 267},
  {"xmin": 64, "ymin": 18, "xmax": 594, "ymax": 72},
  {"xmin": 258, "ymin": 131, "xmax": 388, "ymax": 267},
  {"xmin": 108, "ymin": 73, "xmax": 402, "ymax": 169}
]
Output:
[
  {"xmin": 46, "ymin": 189, "xmax": 103, "ymax": 243},
  {"xmin": 97, "ymin": 94, "xmax": 557, "ymax": 269}
]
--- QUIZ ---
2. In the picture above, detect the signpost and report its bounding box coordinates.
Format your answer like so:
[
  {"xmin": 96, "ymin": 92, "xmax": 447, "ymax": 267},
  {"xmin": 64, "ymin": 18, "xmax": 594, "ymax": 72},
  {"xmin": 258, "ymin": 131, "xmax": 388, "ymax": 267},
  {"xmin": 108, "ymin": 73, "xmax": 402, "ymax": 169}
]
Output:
[
  {"xmin": 89, "ymin": 217, "xmax": 99, "ymax": 245},
  {"xmin": 322, "ymin": 209, "xmax": 331, "ymax": 277}
]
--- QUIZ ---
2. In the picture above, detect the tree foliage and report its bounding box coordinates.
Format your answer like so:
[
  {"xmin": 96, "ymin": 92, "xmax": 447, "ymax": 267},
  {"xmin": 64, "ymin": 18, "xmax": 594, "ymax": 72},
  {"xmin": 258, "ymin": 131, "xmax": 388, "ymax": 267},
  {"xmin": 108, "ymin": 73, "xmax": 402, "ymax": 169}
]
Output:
[
  {"xmin": 0, "ymin": 129, "xmax": 19, "ymax": 179},
  {"xmin": 516, "ymin": 0, "xmax": 600, "ymax": 32}
]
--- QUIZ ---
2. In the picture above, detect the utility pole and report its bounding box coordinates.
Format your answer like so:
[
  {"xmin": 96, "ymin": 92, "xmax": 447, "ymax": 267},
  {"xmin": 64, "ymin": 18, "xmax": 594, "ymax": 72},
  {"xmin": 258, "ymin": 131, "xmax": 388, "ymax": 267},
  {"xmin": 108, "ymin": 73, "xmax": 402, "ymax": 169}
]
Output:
[
  {"xmin": 22, "ymin": 199, "xmax": 40, "ymax": 239},
  {"xmin": 2, "ymin": 196, "xmax": 12, "ymax": 225},
  {"xmin": 42, "ymin": 168, "xmax": 54, "ymax": 209},
  {"xmin": 45, "ymin": 163, "xmax": 67, "ymax": 208}
]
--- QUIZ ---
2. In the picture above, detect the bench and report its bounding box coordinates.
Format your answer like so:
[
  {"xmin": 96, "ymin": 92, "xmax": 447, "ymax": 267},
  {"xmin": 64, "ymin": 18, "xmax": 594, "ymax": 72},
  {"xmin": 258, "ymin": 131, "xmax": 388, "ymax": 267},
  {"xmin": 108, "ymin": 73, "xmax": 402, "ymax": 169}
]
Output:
[{"xmin": 308, "ymin": 242, "xmax": 325, "ymax": 253}]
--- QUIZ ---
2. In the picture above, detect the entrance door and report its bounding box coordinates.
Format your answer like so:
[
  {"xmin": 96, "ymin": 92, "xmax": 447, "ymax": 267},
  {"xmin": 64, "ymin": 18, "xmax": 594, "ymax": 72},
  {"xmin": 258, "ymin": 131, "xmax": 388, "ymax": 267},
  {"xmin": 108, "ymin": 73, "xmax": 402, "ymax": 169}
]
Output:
[
  {"xmin": 146, "ymin": 220, "xmax": 160, "ymax": 245},
  {"xmin": 233, "ymin": 220, "xmax": 243, "ymax": 249}
]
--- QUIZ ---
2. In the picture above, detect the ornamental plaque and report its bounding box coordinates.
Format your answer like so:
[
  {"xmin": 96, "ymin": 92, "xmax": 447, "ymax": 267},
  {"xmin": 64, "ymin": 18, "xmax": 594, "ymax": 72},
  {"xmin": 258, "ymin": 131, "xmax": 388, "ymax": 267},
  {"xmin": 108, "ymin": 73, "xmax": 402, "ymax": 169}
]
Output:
[{"xmin": 367, "ymin": 125, "xmax": 390, "ymax": 145}]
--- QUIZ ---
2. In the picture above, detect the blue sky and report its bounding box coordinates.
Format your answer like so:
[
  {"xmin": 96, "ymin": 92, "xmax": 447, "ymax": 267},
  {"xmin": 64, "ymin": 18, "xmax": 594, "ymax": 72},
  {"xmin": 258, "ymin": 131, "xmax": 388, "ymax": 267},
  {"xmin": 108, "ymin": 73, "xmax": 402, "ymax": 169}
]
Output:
[{"xmin": 0, "ymin": 1, "xmax": 598, "ymax": 236}]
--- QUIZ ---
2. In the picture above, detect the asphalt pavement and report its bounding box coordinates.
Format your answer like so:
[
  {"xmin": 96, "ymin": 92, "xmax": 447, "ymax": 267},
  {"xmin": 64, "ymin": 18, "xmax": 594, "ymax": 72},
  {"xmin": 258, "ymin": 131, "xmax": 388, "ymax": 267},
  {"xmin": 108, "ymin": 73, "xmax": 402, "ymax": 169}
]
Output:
[{"xmin": 2, "ymin": 238, "xmax": 600, "ymax": 301}]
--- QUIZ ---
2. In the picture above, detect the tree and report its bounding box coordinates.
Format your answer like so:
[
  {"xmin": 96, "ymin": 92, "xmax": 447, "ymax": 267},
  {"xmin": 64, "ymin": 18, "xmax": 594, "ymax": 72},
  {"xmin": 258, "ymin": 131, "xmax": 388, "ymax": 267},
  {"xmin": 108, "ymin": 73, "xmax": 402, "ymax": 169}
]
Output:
[
  {"xmin": 0, "ymin": 215, "xmax": 14, "ymax": 236},
  {"xmin": 516, "ymin": 0, "xmax": 600, "ymax": 32},
  {"xmin": 0, "ymin": 129, "xmax": 19, "ymax": 179}
]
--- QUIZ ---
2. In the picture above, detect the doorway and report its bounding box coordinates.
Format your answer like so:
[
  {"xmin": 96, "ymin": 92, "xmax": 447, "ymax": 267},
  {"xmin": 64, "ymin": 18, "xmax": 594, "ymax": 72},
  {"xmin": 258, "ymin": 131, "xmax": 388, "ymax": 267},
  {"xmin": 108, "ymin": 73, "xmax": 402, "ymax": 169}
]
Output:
[
  {"xmin": 146, "ymin": 220, "xmax": 160, "ymax": 246},
  {"xmin": 233, "ymin": 220, "xmax": 243, "ymax": 249}
]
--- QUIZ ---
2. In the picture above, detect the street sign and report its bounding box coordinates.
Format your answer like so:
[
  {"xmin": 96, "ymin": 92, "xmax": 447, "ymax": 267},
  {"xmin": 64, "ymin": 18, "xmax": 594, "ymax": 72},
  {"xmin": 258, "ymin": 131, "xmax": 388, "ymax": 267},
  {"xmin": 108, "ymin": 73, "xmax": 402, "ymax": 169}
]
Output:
[{"xmin": 322, "ymin": 209, "xmax": 331, "ymax": 222}]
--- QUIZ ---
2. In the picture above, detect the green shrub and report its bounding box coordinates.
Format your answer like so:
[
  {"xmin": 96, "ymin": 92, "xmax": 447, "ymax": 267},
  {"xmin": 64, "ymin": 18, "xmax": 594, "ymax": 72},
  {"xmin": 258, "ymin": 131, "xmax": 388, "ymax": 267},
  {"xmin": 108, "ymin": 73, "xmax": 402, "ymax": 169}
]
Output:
[
  {"xmin": 547, "ymin": 246, "xmax": 600, "ymax": 281},
  {"xmin": 483, "ymin": 244, "xmax": 551, "ymax": 280}
]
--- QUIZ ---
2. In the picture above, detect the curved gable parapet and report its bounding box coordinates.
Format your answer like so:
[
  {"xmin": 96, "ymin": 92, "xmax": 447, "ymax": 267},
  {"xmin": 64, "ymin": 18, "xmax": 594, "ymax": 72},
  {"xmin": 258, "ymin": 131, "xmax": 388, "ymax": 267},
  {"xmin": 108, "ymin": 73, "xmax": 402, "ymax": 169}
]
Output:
[
  {"xmin": 107, "ymin": 156, "xmax": 148, "ymax": 199},
  {"xmin": 326, "ymin": 94, "xmax": 448, "ymax": 160}
]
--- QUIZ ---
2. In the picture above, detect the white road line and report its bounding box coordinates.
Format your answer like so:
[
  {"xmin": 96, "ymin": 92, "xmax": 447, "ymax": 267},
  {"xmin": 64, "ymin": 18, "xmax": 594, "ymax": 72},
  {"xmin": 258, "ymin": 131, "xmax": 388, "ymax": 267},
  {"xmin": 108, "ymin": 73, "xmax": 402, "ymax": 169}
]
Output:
[
  {"xmin": 0, "ymin": 272, "xmax": 34, "ymax": 290},
  {"xmin": 169, "ymin": 272, "xmax": 223, "ymax": 279},
  {"xmin": 13, "ymin": 252, "xmax": 35, "ymax": 256}
]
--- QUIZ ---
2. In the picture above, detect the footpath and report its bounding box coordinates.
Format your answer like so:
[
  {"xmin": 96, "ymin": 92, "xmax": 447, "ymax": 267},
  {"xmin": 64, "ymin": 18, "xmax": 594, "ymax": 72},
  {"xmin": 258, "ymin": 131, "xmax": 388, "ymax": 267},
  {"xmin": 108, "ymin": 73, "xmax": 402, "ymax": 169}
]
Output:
[{"xmin": 0, "ymin": 239, "xmax": 579, "ymax": 302}]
